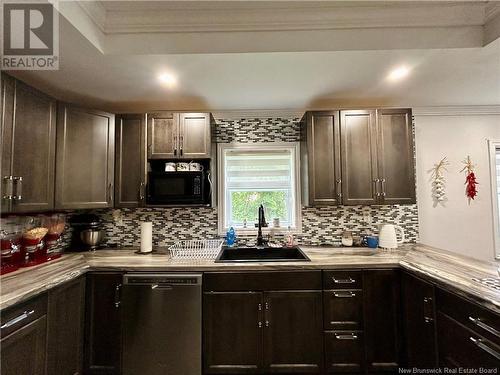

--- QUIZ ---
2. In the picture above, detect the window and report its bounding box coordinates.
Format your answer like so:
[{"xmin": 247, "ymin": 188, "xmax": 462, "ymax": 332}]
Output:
[
  {"xmin": 218, "ymin": 142, "xmax": 301, "ymax": 234},
  {"xmin": 489, "ymin": 140, "xmax": 500, "ymax": 259}
]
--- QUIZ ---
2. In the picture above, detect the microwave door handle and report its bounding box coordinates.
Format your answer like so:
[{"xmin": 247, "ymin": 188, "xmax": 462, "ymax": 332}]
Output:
[{"xmin": 207, "ymin": 171, "xmax": 213, "ymax": 198}]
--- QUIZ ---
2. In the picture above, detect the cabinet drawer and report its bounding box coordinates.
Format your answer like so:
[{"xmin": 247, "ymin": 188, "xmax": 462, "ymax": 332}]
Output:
[
  {"xmin": 437, "ymin": 312, "xmax": 500, "ymax": 367},
  {"xmin": 323, "ymin": 290, "xmax": 363, "ymax": 330},
  {"xmin": 1, "ymin": 294, "xmax": 47, "ymax": 337},
  {"xmin": 437, "ymin": 288, "xmax": 500, "ymax": 345},
  {"xmin": 323, "ymin": 271, "xmax": 362, "ymax": 290},
  {"xmin": 204, "ymin": 271, "xmax": 322, "ymax": 291},
  {"xmin": 325, "ymin": 331, "xmax": 364, "ymax": 373}
]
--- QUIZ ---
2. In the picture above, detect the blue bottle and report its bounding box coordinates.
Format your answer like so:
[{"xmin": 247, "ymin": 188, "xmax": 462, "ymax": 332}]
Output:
[{"xmin": 226, "ymin": 227, "xmax": 236, "ymax": 247}]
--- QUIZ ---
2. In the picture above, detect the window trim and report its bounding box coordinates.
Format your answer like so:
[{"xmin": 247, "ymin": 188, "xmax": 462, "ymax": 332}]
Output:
[
  {"xmin": 488, "ymin": 139, "xmax": 500, "ymax": 260},
  {"xmin": 217, "ymin": 142, "xmax": 302, "ymax": 236}
]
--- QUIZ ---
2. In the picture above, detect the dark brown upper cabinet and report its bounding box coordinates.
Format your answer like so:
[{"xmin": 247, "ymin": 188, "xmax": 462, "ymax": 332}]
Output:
[
  {"xmin": 340, "ymin": 109, "xmax": 379, "ymax": 205},
  {"xmin": 115, "ymin": 114, "xmax": 146, "ymax": 208},
  {"xmin": 302, "ymin": 108, "xmax": 415, "ymax": 206},
  {"xmin": 376, "ymin": 108, "xmax": 415, "ymax": 204},
  {"xmin": 147, "ymin": 112, "xmax": 211, "ymax": 159},
  {"xmin": 55, "ymin": 104, "xmax": 115, "ymax": 209},
  {"xmin": 301, "ymin": 111, "xmax": 342, "ymax": 206},
  {"xmin": 1, "ymin": 74, "xmax": 57, "ymax": 213}
]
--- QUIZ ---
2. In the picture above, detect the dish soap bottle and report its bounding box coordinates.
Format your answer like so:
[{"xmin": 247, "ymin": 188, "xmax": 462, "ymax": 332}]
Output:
[
  {"xmin": 285, "ymin": 226, "xmax": 294, "ymax": 247},
  {"xmin": 226, "ymin": 227, "xmax": 236, "ymax": 247}
]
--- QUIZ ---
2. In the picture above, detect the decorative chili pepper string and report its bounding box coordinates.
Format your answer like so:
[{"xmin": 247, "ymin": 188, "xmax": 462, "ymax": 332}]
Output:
[{"xmin": 460, "ymin": 156, "xmax": 478, "ymax": 203}]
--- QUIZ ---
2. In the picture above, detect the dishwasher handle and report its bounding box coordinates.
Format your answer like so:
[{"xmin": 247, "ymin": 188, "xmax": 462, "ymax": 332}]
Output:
[{"xmin": 123, "ymin": 273, "xmax": 203, "ymax": 286}]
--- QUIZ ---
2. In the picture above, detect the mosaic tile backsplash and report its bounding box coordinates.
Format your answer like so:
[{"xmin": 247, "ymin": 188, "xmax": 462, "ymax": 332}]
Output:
[{"xmin": 54, "ymin": 115, "xmax": 419, "ymax": 249}]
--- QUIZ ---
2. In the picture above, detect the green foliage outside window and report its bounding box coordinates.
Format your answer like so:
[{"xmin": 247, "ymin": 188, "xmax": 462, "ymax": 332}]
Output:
[{"xmin": 230, "ymin": 191, "xmax": 288, "ymax": 224}]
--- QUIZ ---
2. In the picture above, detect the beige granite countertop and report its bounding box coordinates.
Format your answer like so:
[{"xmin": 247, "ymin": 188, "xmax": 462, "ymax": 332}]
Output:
[{"xmin": 1, "ymin": 244, "xmax": 499, "ymax": 313}]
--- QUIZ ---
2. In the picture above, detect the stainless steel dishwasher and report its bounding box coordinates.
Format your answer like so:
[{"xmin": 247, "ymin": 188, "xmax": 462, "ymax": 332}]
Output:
[{"xmin": 121, "ymin": 273, "xmax": 202, "ymax": 375}]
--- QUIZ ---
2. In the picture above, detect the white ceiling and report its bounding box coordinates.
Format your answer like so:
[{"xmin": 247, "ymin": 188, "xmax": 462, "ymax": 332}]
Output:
[{"xmin": 8, "ymin": 1, "xmax": 500, "ymax": 112}]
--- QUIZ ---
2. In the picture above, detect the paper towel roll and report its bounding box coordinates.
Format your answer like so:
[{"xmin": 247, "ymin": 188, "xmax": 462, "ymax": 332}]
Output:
[{"xmin": 140, "ymin": 222, "xmax": 153, "ymax": 253}]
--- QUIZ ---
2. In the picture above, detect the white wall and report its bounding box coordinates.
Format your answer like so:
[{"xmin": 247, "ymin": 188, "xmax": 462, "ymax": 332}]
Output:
[{"xmin": 414, "ymin": 108, "xmax": 500, "ymax": 261}]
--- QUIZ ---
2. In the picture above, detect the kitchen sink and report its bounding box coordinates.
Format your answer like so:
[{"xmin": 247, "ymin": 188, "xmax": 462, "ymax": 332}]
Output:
[{"xmin": 215, "ymin": 246, "xmax": 311, "ymax": 262}]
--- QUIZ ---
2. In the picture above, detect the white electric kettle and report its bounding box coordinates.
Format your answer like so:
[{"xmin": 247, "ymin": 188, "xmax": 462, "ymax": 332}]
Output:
[{"xmin": 378, "ymin": 224, "xmax": 405, "ymax": 249}]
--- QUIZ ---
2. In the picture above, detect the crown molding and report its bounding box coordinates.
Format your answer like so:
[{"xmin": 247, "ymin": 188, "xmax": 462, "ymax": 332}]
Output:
[
  {"xmin": 413, "ymin": 105, "xmax": 500, "ymax": 116},
  {"xmin": 101, "ymin": 2, "xmax": 486, "ymax": 34},
  {"xmin": 212, "ymin": 110, "xmax": 305, "ymax": 120},
  {"xmin": 77, "ymin": 1, "xmax": 107, "ymax": 34}
]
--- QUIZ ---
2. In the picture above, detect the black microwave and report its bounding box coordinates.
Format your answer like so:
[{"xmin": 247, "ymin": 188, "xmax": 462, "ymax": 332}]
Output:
[{"xmin": 147, "ymin": 171, "xmax": 210, "ymax": 205}]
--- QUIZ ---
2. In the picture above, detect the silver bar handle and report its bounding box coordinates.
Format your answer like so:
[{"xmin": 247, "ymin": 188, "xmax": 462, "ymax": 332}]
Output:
[
  {"xmin": 333, "ymin": 291, "xmax": 356, "ymax": 298},
  {"xmin": 13, "ymin": 176, "xmax": 22, "ymax": 201},
  {"xmin": 380, "ymin": 178, "xmax": 386, "ymax": 198},
  {"xmin": 173, "ymin": 135, "xmax": 177, "ymax": 156},
  {"xmin": 179, "ymin": 135, "xmax": 183, "ymax": 156},
  {"xmin": 1, "ymin": 310, "xmax": 34, "ymax": 329},
  {"xmin": 470, "ymin": 337, "xmax": 500, "ymax": 360},
  {"xmin": 114, "ymin": 283, "xmax": 121, "ymax": 308},
  {"xmin": 424, "ymin": 317, "xmax": 434, "ymax": 323},
  {"xmin": 332, "ymin": 276, "xmax": 356, "ymax": 284},
  {"xmin": 373, "ymin": 178, "xmax": 380, "ymax": 198},
  {"xmin": 335, "ymin": 333, "xmax": 358, "ymax": 340},
  {"xmin": 336, "ymin": 179, "xmax": 342, "ymax": 200},
  {"xmin": 469, "ymin": 316, "xmax": 500, "ymax": 338},
  {"xmin": 2, "ymin": 176, "xmax": 14, "ymax": 200},
  {"xmin": 139, "ymin": 181, "xmax": 145, "ymax": 201}
]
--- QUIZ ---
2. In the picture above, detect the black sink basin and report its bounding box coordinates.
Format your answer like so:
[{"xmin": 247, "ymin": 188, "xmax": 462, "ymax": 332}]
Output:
[{"xmin": 215, "ymin": 246, "xmax": 310, "ymax": 263}]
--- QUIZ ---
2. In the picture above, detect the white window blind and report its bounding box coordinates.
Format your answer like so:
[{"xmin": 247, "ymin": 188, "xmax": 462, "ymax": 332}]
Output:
[{"xmin": 218, "ymin": 143, "xmax": 301, "ymax": 233}]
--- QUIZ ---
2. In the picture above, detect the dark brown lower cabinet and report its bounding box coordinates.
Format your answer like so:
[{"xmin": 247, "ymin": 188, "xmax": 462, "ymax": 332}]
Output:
[
  {"xmin": 363, "ymin": 270, "xmax": 401, "ymax": 373},
  {"xmin": 0, "ymin": 294, "xmax": 48, "ymax": 375},
  {"xmin": 263, "ymin": 291, "xmax": 323, "ymax": 373},
  {"xmin": 203, "ymin": 292, "xmax": 263, "ymax": 373},
  {"xmin": 437, "ymin": 312, "xmax": 500, "ymax": 368},
  {"xmin": 401, "ymin": 272, "xmax": 437, "ymax": 368},
  {"xmin": 1, "ymin": 316, "xmax": 47, "ymax": 375},
  {"xmin": 84, "ymin": 272, "xmax": 123, "ymax": 375},
  {"xmin": 203, "ymin": 271, "xmax": 323, "ymax": 374},
  {"xmin": 47, "ymin": 277, "xmax": 85, "ymax": 375},
  {"xmin": 325, "ymin": 331, "xmax": 364, "ymax": 373}
]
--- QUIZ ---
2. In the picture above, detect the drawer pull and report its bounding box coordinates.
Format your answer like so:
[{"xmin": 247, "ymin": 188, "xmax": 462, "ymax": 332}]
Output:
[
  {"xmin": 469, "ymin": 316, "xmax": 500, "ymax": 338},
  {"xmin": 335, "ymin": 333, "xmax": 358, "ymax": 340},
  {"xmin": 424, "ymin": 316, "xmax": 434, "ymax": 323},
  {"xmin": 470, "ymin": 337, "xmax": 500, "ymax": 360},
  {"xmin": 1, "ymin": 310, "xmax": 35, "ymax": 329},
  {"xmin": 332, "ymin": 276, "xmax": 356, "ymax": 284},
  {"xmin": 333, "ymin": 291, "xmax": 356, "ymax": 298}
]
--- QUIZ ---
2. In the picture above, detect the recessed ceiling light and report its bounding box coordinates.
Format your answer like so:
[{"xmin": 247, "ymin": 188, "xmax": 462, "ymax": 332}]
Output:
[
  {"xmin": 387, "ymin": 66, "xmax": 411, "ymax": 82},
  {"xmin": 158, "ymin": 72, "xmax": 177, "ymax": 87}
]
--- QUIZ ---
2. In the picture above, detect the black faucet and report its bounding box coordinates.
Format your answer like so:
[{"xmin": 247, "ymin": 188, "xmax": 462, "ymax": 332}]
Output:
[{"xmin": 256, "ymin": 204, "xmax": 268, "ymax": 247}]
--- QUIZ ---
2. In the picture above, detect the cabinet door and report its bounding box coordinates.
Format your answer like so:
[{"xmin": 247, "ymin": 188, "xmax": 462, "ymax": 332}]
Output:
[
  {"xmin": 304, "ymin": 111, "xmax": 341, "ymax": 205},
  {"xmin": 147, "ymin": 111, "xmax": 177, "ymax": 158},
  {"xmin": 203, "ymin": 292, "xmax": 263, "ymax": 374},
  {"xmin": 377, "ymin": 109, "xmax": 416, "ymax": 204},
  {"xmin": 364, "ymin": 270, "xmax": 401, "ymax": 373},
  {"xmin": 401, "ymin": 273, "xmax": 437, "ymax": 368},
  {"xmin": 179, "ymin": 112, "xmax": 211, "ymax": 159},
  {"xmin": 1, "ymin": 73, "xmax": 15, "ymax": 213},
  {"xmin": 263, "ymin": 291, "xmax": 323, "ymax": 373},
  {"xmin": 340, "ymin": 110, "xmax": 379, "ymax": 205},
  {"xmin": 115, "ymin": 114, "xmax": 146, "ymax": 207},
  {"xmin": 55, "ymin": 104, "xmax": 115, "ymax": 209},
  {"xmin": 11, "ymin": 79, "xmax": 56, "ymax": 212},
  {"xmin": 84, "ymin": 273, "xmax": 122, "ymax": 375},
  {"xmin": 0, "ymin": 316, "xmax": 47, "ymax": 375},
  {"xmin": 47, "ymin": 277, "xmax": 85, "ymax": 375}
]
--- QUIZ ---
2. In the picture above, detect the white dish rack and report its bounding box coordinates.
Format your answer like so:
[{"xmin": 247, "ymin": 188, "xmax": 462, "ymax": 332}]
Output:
[{"xmin": 169, "ymin": 239, "xmax": 224, "ymax": 261}]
